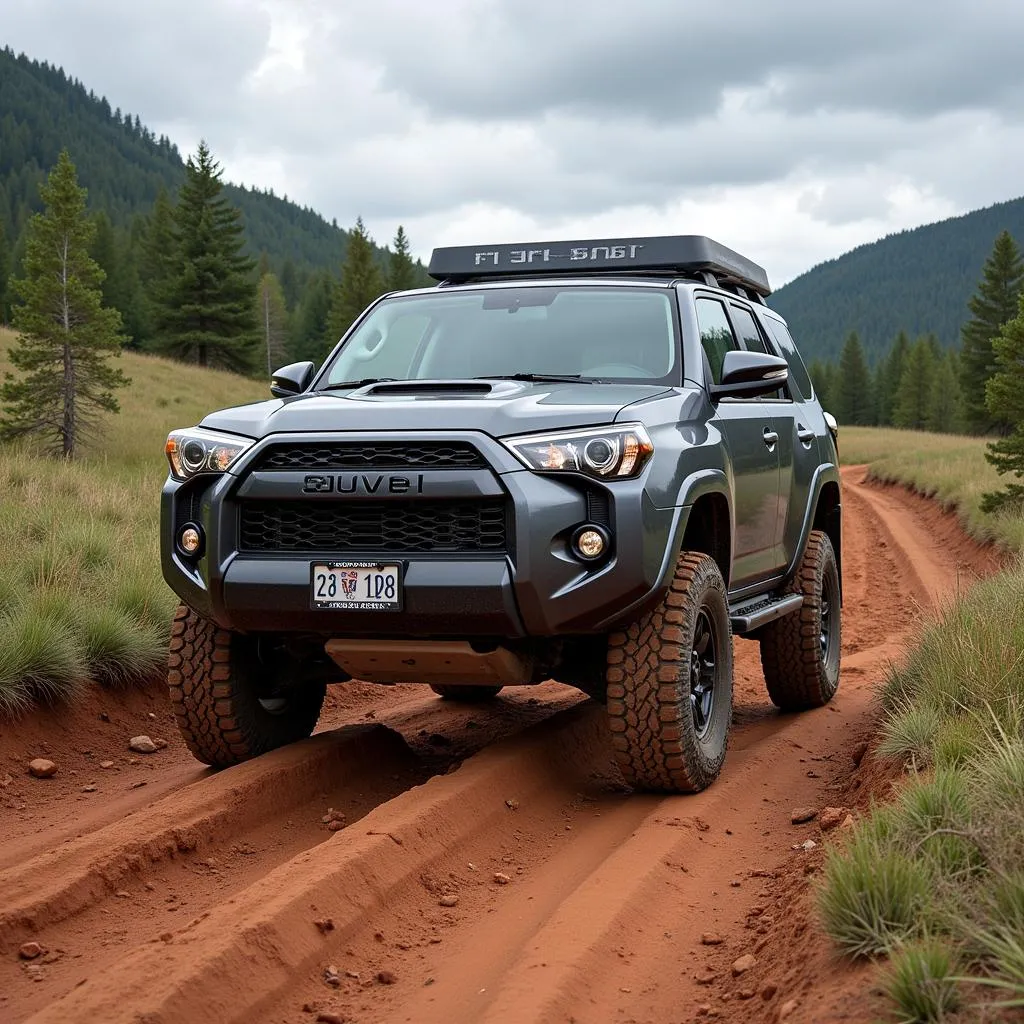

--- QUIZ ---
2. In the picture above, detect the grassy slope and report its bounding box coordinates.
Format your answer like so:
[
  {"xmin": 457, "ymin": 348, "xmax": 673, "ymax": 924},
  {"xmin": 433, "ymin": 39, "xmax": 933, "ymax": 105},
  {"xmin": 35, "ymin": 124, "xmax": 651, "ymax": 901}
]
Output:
[
  {"xmin": 820, "ymin": 426, "xmax": 1024, "ymax": 1017},
  {"xmin": 0, "ymin": 327, "xmax": 265, "ymax": 715},
  {"xmin": 840, "ymin": 426, "xmax": 1024, "ymax": 552}
]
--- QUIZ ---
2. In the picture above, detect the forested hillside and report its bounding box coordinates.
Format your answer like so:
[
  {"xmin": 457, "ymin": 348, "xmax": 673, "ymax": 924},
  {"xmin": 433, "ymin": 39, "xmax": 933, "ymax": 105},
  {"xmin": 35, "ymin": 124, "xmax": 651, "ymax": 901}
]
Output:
[
  {"xmin": 770, "ymin": 196, "xmax": 1024, "ymax": 363},
  {"xmin": 0, "ymin": 47, "xmax": 389, "ymax": 273}
]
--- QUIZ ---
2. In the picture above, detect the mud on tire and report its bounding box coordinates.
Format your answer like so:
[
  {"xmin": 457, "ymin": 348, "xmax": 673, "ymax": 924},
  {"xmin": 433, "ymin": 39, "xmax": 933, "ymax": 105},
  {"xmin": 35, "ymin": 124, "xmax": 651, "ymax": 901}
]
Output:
[
  {"xmin": 167, "ymin": 605, "xmax": 326, "ymax": 768},
  {"xmin": 430, "ymin": 684, "xmax": 504, "ymax": 701},
  {"xmin": 758, "ymin": 529, "xmax": 841, "ymax": 711},
  {"xmin": 606, "ymin": 552, "xmax": 733, "ymax": 793}
]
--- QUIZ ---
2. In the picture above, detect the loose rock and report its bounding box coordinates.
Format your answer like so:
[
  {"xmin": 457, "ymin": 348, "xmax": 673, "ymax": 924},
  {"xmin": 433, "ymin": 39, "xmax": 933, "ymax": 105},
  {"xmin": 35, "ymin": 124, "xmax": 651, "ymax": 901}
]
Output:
[
  {"xmin": 376, "ymin": 969, "xmax": 397, "ymax": 985},
  {"xmin": 700, "ymin": 933, "xmax": 724, "ymax": 946},
  {"xmin": 323, "ymin": 965, "xmax": 341, "ymax": 988},
  {"xmin": 128, "ymin": 736, "xmax": 158, "ymax": 754},
  {"xmin": 153, "ymin": 738, "xmax": 168, "ymax": 749},
  {"xmin": 316, "ymin": 1014, "xmax": 349, "ymax": 1024},
  {"xmin": 790, "ymin": 807, "xmax": 817, "ymax": 825},
  {"xmin": 28, "ymin": 759, "xmax": 57, "ymax": 779},
  {"xmin": 438, "ymin": 894, "xmax": 459, "ymax": 907},
  {"xmin": 82, "ymin": 784, "xmax": 98, "ymax": 793},
  {"xmin": 19, "ymin": 942, "xmax": 44, "ymax": 960},
  {"xmin": 493, "ymin": 872, "xmax": 511, "ymax": 885},
  {"xmin": 731, "ymin": 953, "xmax": 757, "ymax": 976},
  {"xmin": 313, "ymin": 918, "xmax": 334, "ymax": 934},
  {"xmin": 762, "ymin": 981, "xmax": 779, "ymax": 1000},
  {"xmin": 841, "ymin": 814, "xmax": 856, "ymax": 830},
  {"xmin": 99, "ymin": 761, "xmax": 115, "ymax": 769},
  {"xmin": 778, "ymin": 998, "xmax": 799, "ymax": 1020},
  {"xmin": 505, "ymin": 798, "xmax": 519, "ymax": 810},
  {"xmin": 737, "ymin": 988, "xmax": 756, "ymax": 1000},
  {"xmin": 852, "ymin": 740, "xmax": 869, "ymax": 766},
  {"xmin": 819, "ymin": 806, "xmax": 848, "ymax": 831},
  {"xmin": 694, "ymin": 971, "xmax": 718, "ymax": 985}
]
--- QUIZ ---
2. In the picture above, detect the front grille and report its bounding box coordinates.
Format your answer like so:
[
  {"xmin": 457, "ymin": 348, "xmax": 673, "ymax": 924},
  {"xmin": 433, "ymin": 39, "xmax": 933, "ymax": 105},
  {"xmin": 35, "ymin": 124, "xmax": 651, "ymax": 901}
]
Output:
[
  {"xmin": 239, "ymin": 500, "xmax": 508, "ymax": 554},
  {"xmin": 254, "ymin": 441, "xmax": 486, "ymax": 471}
]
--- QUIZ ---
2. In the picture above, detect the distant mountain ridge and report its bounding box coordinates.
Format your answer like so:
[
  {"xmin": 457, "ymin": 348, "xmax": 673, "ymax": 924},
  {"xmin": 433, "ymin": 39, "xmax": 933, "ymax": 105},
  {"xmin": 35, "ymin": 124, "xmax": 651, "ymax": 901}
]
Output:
[
  {"xmin": 769, "ymin": 196, "xmax": 1024, "ymax": 364},
  {"xmin": 0, "ymin": 47, "xmax": 391, "ymax": 273}
]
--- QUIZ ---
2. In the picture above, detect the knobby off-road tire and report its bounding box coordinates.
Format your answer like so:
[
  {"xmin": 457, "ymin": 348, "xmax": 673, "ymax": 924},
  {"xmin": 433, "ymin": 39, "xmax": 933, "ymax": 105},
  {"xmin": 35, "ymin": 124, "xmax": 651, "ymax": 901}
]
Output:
[
  {"xmin": 429, "ymin": 684, "xmax": 504, "ymax": 701},
  {"xmin": 606, "ymin": 552, "xmax": 733, "ymax": 793},
  {"xmin": 167, "ymin": 605, "xmax": 326, "ymax": 768},
  {"xmin": 759, "ymin": 529, "xmax": 841, "ymax": 711}
]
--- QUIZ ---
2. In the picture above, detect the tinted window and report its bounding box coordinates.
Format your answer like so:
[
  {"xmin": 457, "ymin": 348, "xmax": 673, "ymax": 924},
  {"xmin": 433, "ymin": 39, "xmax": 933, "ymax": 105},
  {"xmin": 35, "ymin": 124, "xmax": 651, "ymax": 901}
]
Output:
[
  {"xmin": 695, "ymin": 297, "xmax": 737, "ymax": 385},
  {"xmin": 762, "ymin": 317, "xmax": 814, "ymax": 400},
  {"xmin": 730, "ymin": 305, "xmax": 768, "ymax": 354}
]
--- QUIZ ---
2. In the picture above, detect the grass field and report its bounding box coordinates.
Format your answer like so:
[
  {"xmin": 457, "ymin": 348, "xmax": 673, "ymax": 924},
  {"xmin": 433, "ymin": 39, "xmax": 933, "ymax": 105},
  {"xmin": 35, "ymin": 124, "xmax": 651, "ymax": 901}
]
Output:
[
  {"xmin": 0, "ymin": 327, "xmax": 265, "ymax": 716},
  {"xmin": 841, "ymin": 426, "xmax": 1024, "ymax": 552}
]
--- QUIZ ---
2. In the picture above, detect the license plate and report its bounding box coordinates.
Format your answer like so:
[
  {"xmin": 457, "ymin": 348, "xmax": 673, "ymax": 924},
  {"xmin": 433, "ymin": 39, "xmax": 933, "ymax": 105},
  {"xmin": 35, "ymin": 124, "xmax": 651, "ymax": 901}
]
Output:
[{"xmin": 311, "ymin": 562, "xmax": 401, "ymax": 610}]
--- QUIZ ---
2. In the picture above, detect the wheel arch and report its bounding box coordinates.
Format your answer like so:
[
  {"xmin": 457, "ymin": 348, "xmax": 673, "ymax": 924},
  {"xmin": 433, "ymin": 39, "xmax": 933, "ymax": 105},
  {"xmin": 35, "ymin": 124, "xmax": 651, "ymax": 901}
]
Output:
[{"xmin": 811, "ymin": 475, "xmax": 842, "ymax": 599}]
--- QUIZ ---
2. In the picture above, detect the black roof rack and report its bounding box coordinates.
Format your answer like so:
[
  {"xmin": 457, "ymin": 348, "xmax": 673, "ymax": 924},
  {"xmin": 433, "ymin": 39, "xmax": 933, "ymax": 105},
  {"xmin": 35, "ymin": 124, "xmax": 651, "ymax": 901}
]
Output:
[{"xmin": 427, "ymin": 234, "xmax": 771, "ymax": 297}]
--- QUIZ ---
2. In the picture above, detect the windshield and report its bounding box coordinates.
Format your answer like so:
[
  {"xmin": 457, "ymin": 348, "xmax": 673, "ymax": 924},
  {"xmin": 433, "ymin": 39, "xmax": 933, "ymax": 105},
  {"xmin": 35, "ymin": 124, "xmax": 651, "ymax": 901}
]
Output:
[{"xmin": 319, "ymin": 285, "xmax": 679, "ymax": 386}]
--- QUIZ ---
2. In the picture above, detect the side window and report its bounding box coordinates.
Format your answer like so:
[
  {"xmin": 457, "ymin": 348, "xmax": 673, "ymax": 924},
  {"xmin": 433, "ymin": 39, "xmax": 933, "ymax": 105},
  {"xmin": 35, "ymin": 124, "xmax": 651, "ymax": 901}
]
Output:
[
  {"xmin": 694, "ymin": 297, "xmax": 738, "ymax": 385},
  {"xmin": 761, "ymin": 318, "xmax": 814, "ymax": 400},
  {"xmin": 729, "ymin": 305, "xmax": 769, "ymax": 354}
]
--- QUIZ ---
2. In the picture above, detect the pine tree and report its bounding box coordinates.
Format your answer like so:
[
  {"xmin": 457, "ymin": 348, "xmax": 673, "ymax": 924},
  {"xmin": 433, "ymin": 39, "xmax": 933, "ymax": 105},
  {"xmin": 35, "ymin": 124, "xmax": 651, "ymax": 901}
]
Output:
[
  {"xmin": 877, "ymin": 330, "xmax": 910, "ymax": 426},
  {"xmin": 926, "ymin": 352, "xmax": 961, "ymax": 433},
  {"xmin": 0, "ymin": 150, "xmax": 128, "ymax": 457},
  {"xmin": 960, "ymin": 230, "xmax": 1024, "ymax": 434},
  {"xmin": 808, "ymin": 359, "xmax": 835, "ymax": 411},
  {"xmin": 291, "ymin": 270, "xmax": 333, "ymax": 363},
  {"xmin": 0, "ymin": 215, "xmax": 10, "ymax": 324},
  {"xmin": 326, "ymin": 217, "xmax": 384, "ymax": 343},
  {"xmin": 389, "ymin": 225, "xmax": 417, "ymax": 292},
  {"xmin": 256, "ymin": 272, "xmax": 289, "ymax": 375},
  {"xmin": 893, "ymin": 337, "xmax": 936, "ymax": 430},
  {"xmin": 154, "ymin": 141, "xmax": 257, "ymax": 372},
  {"xmin": 834, "ymin": 332, "xmax": 871, "ymax": 425},
  {"xmin": 138, "ymin": 186, "xmax": 178, "ymax": 347},
  {"xmin": 280, "ymin": 258, "xmax": 300, "ymax": 311},
  {"xmin": 981, "ymin": 292, "xmax": 1024, "ymax": 511}
]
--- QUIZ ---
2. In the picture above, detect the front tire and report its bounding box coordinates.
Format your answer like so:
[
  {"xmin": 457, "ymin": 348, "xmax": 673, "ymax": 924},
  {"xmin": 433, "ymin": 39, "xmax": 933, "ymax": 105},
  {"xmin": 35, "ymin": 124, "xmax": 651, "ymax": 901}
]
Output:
[
  {"xmin": 167, "ymin": 605, "xmax": 326, "ymax": 767},
  {"xmin": 759, "ymin": 530, "xmax": 841, "ymax": 710},
  {"xmin": 606, "ymin": 552, "xmax": 733, "ymax": 793},
  {"xmin": 430, "ymin": 684, "xmax": 503, "ymax": 701}
]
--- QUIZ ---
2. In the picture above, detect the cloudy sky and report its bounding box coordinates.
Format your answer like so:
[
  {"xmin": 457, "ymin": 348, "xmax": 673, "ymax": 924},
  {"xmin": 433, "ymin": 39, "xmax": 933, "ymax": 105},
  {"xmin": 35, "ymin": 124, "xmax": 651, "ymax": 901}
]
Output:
[{"xmin": 5, "ymin": 0, "xmax": 1024, "ymax": 285}]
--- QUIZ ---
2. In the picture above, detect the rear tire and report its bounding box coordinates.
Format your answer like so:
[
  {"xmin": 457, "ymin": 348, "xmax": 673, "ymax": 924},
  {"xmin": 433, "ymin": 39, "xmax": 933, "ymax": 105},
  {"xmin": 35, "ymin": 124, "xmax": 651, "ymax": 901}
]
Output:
[
  {"xmin": 167, "ymin": 605, "xmax": 326, "ymax": 767},
  {"xmin": 430, "ymin": 684, "xmax": 503, "ymax": 701},
  {"xmin": 759, "ymin": 530, "xmax": 841, "ymax": 710},
  {"xmin": 606, "ymin": 552, "xmax": 733, "ymax": 793}
]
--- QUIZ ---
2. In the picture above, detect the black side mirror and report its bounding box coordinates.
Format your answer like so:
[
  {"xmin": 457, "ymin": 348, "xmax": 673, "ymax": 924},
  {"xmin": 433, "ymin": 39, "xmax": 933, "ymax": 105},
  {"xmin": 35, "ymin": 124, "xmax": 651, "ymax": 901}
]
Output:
[
  {"xmin": 710, "ymin": 351, "xmax": 789, "ymax": 400},
  {"xmin": 270, "ymin": 361, "xmax": 315, "ymax": 398}
]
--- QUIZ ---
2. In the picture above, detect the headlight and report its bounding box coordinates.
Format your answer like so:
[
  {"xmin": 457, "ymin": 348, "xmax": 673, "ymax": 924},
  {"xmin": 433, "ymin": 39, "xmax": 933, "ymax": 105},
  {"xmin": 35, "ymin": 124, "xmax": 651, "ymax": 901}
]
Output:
[
  {"xmin": 165, "ymin": 427, "xmax": 253, "ymax": 481},
  {"xmin": 503, "ymin": 423, "xmax": 654, "ymax": 479}
]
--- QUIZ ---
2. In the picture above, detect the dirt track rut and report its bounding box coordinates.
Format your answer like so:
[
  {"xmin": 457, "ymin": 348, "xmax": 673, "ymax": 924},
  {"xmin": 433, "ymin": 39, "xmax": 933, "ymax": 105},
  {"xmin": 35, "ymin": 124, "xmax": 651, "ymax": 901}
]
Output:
[{"xmin": 0, "ymin": 466, "xmax": 998, "ymax": 1024}]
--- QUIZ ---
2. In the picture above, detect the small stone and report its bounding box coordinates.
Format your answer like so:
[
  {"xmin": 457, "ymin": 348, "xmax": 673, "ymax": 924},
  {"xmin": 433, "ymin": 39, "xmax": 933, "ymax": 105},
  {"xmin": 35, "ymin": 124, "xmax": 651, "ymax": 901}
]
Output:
[
  {"xmin": 19, "ymin": 942, "xmax": 44, "ymax": 960},
  {"xmin": 129, "ymin": 736, "xmax": 158, "ymax": 754},
  {"xmin": 762, "ymin": 981, "xmax": 779, "ymax": 1000},
  {"xmin": 852, "ymin": 741, "xmax": 869, "ymax": 766},
  {"xmin": 82, "ymin": 784, "xmax": 98, "ymax": 793},
  {"xmin": 505, "ymin": 798, "xmax": 519, "ymax": 810},
  {"xmin": 1, "ymin": 773, "xmax": 13, "ymax": 787},
  {"xmin": 790, "ymin": 807, "xmax": 817, "ymax": 825},
  {"xmin": 148, "ymin": 712, "xmax": 157, "ymax": 719},
  {"xmin": 115, "ymin": 891, "xmax": 130, "ymax": 899},
  {"xmin": 376, "ymin": 970, "xmax": 397, "ymax": 985},
  {"xmin": 130, "ymin": 780, "xmax": 147, "ymax": 790},
  {"xmin": 438, "ymin": 894, "xmax": 459, "ymax": 907},
  {"xmin": 737, "ymin": 988, "xmax": 757, "ymax": 1000},
  {"xmin": 314, "ymin": 918, "xmax": 334, "ymax": 934},
  {"xmin": 159, "ymin": 932, "xmax": 173, "ymax": 942},
  {"xmin": 778, "ymin": 998, "xmax": 799, "ymax": 1020},
  {"xmin": 344, "ymin": 970, "xmax": 360, "ymax": 980},
  {"xmin": 153, "ymin": 738, "xmax": 168, "ymax": 749},
  {"xmin": 700, "ymin": 933, "xmax": 724, "ymax": 946},
  {"xmin": 28, "ymin": 759, "xmax": 57, "ymax": 779},
  {"xmin": 324, "ymin": 965, "xmax": 341, "ymax": 988},
  {"xmin": 696, "ymin": 1005, "xmax": 712, "ymax": 1017},
  {"xmin": 99, "ymin": 761, "xmax": 115, "ymax": 769},
  {"xmin": 800, "ymin": 839, "xmax": 817, "ymax": 851},
  {"xmin": 731, "ymin": 953, "xmax": 757, "ymax": 976},
  {"xmin": 316, "ymin": 1014, "xmax": 349, "ymax": 1024},
  {"xmin": 493, "ymin": 872, "xmax": 511, "ymax": 885},
  {"xmin": 327, "ymin": 820, "xmax": 346, "ymax": 832},
  {"xmin": 695, "ymin": 971, "xmax": 718, "ymax": 985},
  {"xmin": 819, "ymin": 806, "xmax": 848, "ymax": 831},
  {"xmin": 841, "ymin": 814, "xmax": 856, "ymax": 830},
  {"xmin": 99, "ymin": 711, "xmax": 110, "ymax": 722}
]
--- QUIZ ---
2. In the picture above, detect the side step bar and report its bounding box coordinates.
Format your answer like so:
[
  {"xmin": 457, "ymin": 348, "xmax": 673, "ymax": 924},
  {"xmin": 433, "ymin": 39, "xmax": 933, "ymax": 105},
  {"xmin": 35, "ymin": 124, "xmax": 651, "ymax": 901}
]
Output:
[{"xmin": 729, "ymin": 593, "xmax": 804, "ymax": 635}]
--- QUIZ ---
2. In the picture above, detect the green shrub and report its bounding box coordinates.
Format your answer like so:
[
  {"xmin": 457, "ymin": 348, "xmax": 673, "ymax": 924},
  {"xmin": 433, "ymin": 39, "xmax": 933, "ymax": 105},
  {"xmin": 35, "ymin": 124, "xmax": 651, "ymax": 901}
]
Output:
[{"xmin": 885, "ymin": 939, "xmax": 960, "ymax": 1022}]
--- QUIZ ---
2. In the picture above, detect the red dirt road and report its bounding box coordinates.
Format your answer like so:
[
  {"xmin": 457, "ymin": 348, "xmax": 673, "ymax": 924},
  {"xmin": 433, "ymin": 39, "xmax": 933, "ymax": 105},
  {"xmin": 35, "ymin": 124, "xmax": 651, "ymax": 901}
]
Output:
[{"xmin": 0, "ymin": 467, "xmax": 999, "ymax": 1024}]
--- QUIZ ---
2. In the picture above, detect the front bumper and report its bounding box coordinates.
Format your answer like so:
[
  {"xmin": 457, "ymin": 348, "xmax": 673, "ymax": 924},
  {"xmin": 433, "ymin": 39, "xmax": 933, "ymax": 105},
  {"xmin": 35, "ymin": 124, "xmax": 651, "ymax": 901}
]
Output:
[{"xmin": 161, "ymin": 431, "xmax": 683, "ymax": 638}]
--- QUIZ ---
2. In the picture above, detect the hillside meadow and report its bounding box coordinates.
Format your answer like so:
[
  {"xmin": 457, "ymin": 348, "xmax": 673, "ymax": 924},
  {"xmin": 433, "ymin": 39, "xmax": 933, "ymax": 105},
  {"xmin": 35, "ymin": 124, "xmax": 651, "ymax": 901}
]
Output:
[{"xmin": 0, "ymin": 326, "xmax": 265, "ymax": 715}]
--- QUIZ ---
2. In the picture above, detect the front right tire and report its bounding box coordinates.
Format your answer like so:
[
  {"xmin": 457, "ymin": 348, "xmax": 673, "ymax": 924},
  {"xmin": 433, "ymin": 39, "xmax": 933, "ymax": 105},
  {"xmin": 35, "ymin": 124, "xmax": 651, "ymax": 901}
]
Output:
[
  {"xmin": 167, "ymin": 605, "xmax": 326, "ymax": 767},
  {"xmin": 606, "ymin": 552, "xmax": 733, "ymax": 793}
]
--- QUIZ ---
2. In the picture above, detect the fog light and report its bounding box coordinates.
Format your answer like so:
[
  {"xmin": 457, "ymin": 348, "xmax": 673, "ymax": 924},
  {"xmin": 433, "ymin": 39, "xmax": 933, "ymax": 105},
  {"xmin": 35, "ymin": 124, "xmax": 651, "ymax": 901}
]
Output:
[
  {"xmin": 178, "ymin": 523, "xmax": 204, "ymax": 557},
  {"xmin": 572, "ymin": 525, "xmax": 609, "ymax": 562}
]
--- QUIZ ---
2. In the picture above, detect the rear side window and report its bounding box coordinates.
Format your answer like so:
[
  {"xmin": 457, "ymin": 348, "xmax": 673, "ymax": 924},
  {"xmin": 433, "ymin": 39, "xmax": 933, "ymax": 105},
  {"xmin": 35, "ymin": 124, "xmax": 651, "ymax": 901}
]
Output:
[
  {"xmin": 695, "ymin": 297, "xmax": 737, "ymax": 385},
  {"xmin": 729, "ymin": 305, "xmax": 769, "ymax": 354},
  {"xmin": 761, "ymin": 317, "xmax": 814, "ymax": 400}
]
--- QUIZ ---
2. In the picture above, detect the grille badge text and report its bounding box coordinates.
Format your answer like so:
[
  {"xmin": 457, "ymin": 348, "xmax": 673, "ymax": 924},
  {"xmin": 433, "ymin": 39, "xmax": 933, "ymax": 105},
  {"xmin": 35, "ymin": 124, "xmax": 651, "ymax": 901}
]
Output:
[{"xmin": 302, "ymin": 473, "xmax": 425, "ymax": 495}]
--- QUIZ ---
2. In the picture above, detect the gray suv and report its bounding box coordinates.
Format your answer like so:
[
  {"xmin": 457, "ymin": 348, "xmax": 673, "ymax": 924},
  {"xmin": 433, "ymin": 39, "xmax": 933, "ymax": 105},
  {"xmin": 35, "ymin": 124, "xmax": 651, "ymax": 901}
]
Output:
[{"xmin": 161, "ymin": 235, "xmax": 841, "ymax": 793}]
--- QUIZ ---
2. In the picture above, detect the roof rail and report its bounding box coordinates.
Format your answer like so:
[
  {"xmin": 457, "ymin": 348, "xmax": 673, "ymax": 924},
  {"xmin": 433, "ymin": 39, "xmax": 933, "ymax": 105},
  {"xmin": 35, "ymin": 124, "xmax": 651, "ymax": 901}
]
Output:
[{"xmin": 427, "ymin": 235, "xmax": 771, "ymax": 297}]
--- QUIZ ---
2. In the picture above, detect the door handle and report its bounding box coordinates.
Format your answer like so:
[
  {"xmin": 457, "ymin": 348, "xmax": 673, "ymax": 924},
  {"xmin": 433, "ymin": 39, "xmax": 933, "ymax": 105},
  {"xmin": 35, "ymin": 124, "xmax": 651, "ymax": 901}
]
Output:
[
  {"xmin": 762, "ymin": 428, "xmax": 779, "ymax": 448},
  {"xmin": 797, "ymin": 425, "xmax": 815, "ymax": 445}
]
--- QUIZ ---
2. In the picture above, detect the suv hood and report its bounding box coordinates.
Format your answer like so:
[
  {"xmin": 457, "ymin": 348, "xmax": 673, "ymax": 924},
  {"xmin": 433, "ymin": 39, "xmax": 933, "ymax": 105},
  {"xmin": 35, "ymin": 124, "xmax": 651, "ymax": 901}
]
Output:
[{"xmin": 200, "ymin": 379, "xmax": 672, "ymax": 439}]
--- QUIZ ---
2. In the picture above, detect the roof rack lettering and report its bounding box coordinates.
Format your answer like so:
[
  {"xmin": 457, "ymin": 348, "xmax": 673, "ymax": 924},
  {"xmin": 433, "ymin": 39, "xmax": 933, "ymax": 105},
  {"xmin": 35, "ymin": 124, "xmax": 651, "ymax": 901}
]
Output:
[{"xmin": 428, "ymin": 235, "xmax": 770, "ymax": 296}]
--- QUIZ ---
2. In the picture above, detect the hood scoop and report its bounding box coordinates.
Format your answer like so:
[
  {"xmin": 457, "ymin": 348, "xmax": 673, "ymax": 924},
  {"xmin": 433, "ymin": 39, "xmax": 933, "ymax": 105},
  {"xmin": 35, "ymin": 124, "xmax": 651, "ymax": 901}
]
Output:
[{"xmin": 354, "ymin": 379, "xmax": 513, "ymax": 400}]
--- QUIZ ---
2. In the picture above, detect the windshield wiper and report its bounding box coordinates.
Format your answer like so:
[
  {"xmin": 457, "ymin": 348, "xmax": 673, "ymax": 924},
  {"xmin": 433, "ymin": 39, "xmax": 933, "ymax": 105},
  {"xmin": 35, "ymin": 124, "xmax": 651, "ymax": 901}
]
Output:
[
  {"xmin": 473, "ymin": 373, "xmax": 592, "ymax": 384},
  {"xmin": 318, "ymin": 377, "xmax": 399, "ymax": 391}
]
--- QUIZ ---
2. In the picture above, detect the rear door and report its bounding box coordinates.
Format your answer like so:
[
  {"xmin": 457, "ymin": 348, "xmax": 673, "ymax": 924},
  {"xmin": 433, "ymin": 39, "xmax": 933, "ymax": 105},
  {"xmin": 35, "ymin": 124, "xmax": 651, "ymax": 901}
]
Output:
[{"xmin": 695, "ymin": 295, "xmax": 782, "ymax": 590}]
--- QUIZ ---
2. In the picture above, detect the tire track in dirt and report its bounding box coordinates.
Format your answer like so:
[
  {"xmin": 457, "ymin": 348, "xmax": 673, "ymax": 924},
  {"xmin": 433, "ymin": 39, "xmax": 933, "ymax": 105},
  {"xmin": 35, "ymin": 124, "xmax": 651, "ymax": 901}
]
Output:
[{"xmin": 2, "ymin": 466, "xmax": 997, "ymax": 1024}]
